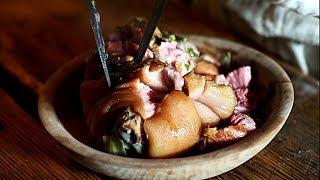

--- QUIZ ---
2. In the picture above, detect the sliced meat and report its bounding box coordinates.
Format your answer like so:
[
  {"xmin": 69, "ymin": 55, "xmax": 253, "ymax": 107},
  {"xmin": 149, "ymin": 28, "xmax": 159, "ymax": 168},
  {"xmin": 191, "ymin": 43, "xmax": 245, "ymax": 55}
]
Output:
[
  {"xmin": 165, "ymin": 66, "xmax": 184, "ymax": 91},
  {"xmin": 231, "ymin": 113, "xmax": 256, "ymax": 132},
  {"xmin": 214, "ymin": 74, "xmax": 229, "ymax": 85},
  {"xmin": 225, "ymin": 66, "xmax": 255, "ymax": 114},
  {"xmin": 153, "ymin": 42, "xmax": 191, "ymax": 64},
  {"xmin": 197, "ymin": 81, "xmax": 236, "ymax": 119},
  {"xmin": 194, "ymin": 60, "xmax": 218, "ymax": 76},
  {"xmin": 183, "ymin": 71, "xmax": 205, "ymax": 99},
  {"xmin": 203, "ymin": 125, "xmax": 247, "ymax": 144},
  {"xmin": 193, "ymin": 101, "xmax": 221, "ymax": 127},
  {"xmin": 87, "ymin": 78, "xmax": 159, "ymax": 136},
  {"xmin": 144, "ymin": 91, "xmax": 201, "ymax": 158},
  {"xmin": 226, "ymin": 66, "xmax": 251, "ymax": 89},
  {"xmin": 234, "ymin": 88, "xmax": 252, "ymax": 113},
  {"xmin": 203, "ymin": 113, "xmax": 255, "ymax": 145},
  {"xmin": 116, "ymin": 78, "xmax": 159, "ymax": 119},
  {"xmin": 136, "ymin": 62, "xmax": 168, "ymax": 91},
  {"xmin": 135, "ymin": 61, "xmax": 186, "ymax": 92}
]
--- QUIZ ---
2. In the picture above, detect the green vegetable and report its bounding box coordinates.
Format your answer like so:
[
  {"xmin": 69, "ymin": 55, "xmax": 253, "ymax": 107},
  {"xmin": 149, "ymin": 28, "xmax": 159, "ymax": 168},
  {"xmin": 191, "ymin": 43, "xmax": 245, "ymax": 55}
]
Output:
[
  {"xmin": 103, "ymin": 135, "xmax": 127, "ymax": 156},
  {"xmin": 159, "ymin": 29, "xmax": 179, "ymax": 42},
  {"xmin": 168, "ymin": 34, "xmax": 176, "ymax": 42},
  {"xmin": 185, "ymin": 63, "xmax": 191, "ymax": 71},
  {"xmin": 187, "ymin": 48, "xmax": 200, "ymax": 57},
  {"xmin": 132, "ymin": 143, "xmax": 143, "ymax": 154}
]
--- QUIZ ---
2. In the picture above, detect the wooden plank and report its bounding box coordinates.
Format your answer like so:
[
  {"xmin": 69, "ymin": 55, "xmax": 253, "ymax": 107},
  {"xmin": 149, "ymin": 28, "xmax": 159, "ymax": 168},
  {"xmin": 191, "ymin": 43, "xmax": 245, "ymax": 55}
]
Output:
[
  {"xmin": 0, "ymin": 89, "xmax": 99, "ymax": 179},
  {"xmin": 0, "ymin": 0, "xmax": 318, "ymax": 179}
]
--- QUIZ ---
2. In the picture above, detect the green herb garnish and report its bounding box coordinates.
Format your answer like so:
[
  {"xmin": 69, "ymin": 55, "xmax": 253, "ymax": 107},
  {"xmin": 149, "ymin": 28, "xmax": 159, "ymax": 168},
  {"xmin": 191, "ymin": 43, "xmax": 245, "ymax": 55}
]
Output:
[
  {"xmin": 185, "ymin": 63, "xmax": 191, "ymax": 71},
  {"xmin": 168, "ymin": 34, "xmax": 176, "ymax": 42},
  {"xmin": 187, "ymin": 48, "xmax": 200, "ymax": 57}
]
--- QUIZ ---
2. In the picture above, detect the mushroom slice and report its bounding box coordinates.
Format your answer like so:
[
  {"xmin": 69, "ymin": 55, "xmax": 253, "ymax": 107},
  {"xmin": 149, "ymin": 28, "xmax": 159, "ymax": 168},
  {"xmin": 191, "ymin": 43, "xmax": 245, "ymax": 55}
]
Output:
[{"xmin": 144, "ymin": 91, "xmax": 201, "ymax": 158}]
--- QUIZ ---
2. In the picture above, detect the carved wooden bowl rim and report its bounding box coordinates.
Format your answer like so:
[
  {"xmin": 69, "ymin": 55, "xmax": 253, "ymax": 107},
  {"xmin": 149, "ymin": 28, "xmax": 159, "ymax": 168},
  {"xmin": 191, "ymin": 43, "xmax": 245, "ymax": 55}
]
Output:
[{"xmin": 38, "ymin": 36, "xmax": 294, "ymax": 177}]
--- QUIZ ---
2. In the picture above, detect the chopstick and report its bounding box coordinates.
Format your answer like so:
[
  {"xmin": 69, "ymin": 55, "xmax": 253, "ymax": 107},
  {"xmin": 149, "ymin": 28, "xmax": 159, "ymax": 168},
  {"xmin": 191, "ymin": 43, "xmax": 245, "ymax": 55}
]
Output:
[
  {"xmin": 135, "ymin": 0, "xmax": 168, "ymax": 62},
  {"xmin": 87, "ymin": 0, "xmax": 112, "ymax": 88}
]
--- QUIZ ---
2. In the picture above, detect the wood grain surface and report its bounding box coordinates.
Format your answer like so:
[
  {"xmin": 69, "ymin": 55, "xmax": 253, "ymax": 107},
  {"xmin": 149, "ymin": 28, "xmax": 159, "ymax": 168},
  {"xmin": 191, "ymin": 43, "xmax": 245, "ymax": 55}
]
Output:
[
  {"xmin": 0, "ymin": 89, "xmax": 99, "ymax": 179},
  {"xmin": 0, "ymin": 0, "xmax": 319, "ymax": 179}
]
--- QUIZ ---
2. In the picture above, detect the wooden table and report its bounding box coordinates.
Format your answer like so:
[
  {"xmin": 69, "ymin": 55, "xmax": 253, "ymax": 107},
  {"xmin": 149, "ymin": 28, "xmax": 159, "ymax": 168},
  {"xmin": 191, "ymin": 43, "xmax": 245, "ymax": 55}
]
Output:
[{"xmin": 0, "ymin": 0, "xmax": 319, "ymax": 179}]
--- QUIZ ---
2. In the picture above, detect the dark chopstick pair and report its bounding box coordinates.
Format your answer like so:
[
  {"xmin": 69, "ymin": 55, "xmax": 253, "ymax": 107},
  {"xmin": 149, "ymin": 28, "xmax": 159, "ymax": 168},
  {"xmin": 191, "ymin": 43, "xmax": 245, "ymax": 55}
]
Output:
[{"xmin": 86, "ymin": 0, "xmax": 168, "ymax": 88}]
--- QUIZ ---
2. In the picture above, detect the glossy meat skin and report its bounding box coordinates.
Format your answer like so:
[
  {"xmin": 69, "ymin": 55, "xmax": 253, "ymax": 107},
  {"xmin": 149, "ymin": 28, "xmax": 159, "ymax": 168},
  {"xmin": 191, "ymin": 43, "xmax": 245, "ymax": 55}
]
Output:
[
  {"xmin": 184, "ymin": 71, "xmax": 206, "ymax": 100},
  {"xmin": 184, "ymin": 74, "xmax": 236, "ymax": 120},
  {"xmin": 84, "ymin": 78, "xmax": 158, "ymax": 136},
  {"xmin": 144, "ymin": 91, "xmax": 202, "ymax": 158},
  {"xmin": 203, "ymin": 66, "xmax": 256, "ymax": 145},
  {"xmin": 80, "ymin": 20, "xmax": 258, "ymax": 157},
  {"xmin": 197, "ymin": 81, "xmax": 236, "ymax": 119},
  {"xmin": 193, "ymin": 101, "xmax": 220, "ymax": 127},
  {"xmin": 135, "ymin": 62, "xmax": 168, "ymax": 91},
  {"xmin": 194, "ymin": 60, "xmax": 218, "ymax": 76},
  {"xmin": 184, "ymin": 71, "xmax": 236, "ymax": 127}
]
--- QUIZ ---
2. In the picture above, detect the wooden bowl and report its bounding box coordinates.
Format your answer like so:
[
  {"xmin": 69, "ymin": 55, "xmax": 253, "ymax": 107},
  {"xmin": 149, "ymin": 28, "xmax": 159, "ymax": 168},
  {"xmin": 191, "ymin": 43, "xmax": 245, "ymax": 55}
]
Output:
[{"xmin": 38, "ymin": 36, "xmax": 294, "ymax": 179}]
